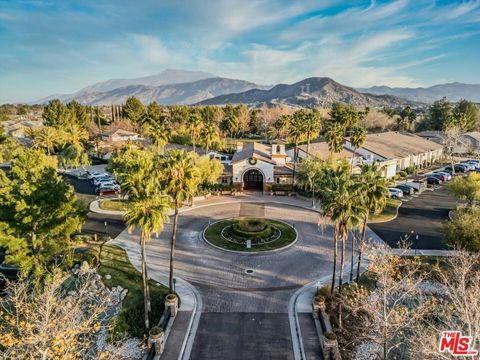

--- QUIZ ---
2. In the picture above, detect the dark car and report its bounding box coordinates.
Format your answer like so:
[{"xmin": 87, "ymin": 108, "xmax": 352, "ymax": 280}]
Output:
[
  {"xmin": 430, "ymin": 173, "xmax": 447, "ymax": 182},
  {"xmin": 445, "ymin": 165, "xmax": 468, "ymax": 173},
  {"xmin": 394, "ymin": 184, "xmax": 415, "ymax": 195},
  {"xmin": 426, "ymin": 176, "xmax": 441, "ymax": 185}
]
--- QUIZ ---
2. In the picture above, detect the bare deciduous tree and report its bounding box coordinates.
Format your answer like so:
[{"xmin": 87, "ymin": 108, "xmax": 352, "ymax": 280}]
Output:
[{"xmin": 0, "ymin": 268, "xmax": 116, "ymax": 359}]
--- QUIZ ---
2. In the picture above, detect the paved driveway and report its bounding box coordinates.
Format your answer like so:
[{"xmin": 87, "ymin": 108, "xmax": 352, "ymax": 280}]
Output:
[
  {"xmin": 369, "ymin": 186, "xmax": 456, "ymax": 250},
  {"xmin": 117, "ymin": 198, "xmax": 339, "ymax": 359}
]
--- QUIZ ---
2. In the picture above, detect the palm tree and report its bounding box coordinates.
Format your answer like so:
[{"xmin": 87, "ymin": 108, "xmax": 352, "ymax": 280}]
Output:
[
  {"xmin": 61, "ymin": 123, "xmax": 88, "ymax": 148},
  {"xmin": 324, "ymin": 122, "xmax": 345, "ymax": 154},
  {"xmin": 201, "ymin": 122, "xmax": 220, "ymax": 154},
  {"xmin": 145, "ymin": 121, "xmax": 169, "ymax": 153},
  {"xmin": 303, "ymin": 110, "xmax": 322, "ymax": 154},
  {"xmin": 187, "ymin": 112, "xmax": 203, "ymax": 152},
  {"xmin": 162, "ymin": 150, "xmax": 200, "ymax": 292},
  {"xmin": 355, "ymin": 163, "xmax": 388, "ymax": 282},
  {"xmin": 317, "ymin": 160, "xmax": 364, "ymax": 327},
  {"xmin": 124, "ymin": 192, "xmax": 172, "ymax": 331},
  {"xmin": 296, "ymin": 157, "xmax": 321, "ymax": 208},
  {"xmin": 349, "ymin": 126, "xmax": 366, "ymax": 171},
  {"xmin": 31, "ymin": 126, "xmax": 58, "ymax": 155}
]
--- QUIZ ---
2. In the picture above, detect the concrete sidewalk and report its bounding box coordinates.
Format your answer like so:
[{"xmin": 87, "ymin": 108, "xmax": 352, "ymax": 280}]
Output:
[{"xmin": 109, "ymin": 234, "xmax": 202, "ymax": 360}]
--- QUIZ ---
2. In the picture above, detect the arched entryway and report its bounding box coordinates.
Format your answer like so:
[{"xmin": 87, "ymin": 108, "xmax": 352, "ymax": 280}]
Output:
[{"xmin": 243, "ymin": 168, "xmax": 264, "ymax": 190}]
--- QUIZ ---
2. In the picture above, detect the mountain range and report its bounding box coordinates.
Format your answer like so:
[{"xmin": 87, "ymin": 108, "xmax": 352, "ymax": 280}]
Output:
[
  {"xmin": 198, "ymin": 77, "xmax": 418, "ymax": 108},
  {"xmin": 359, "ymin": 82, "xmax": 480, "ymax": 103},
  {"xmin": 35, "ymin": 69, "xmax": 480, "ymax": 107}
]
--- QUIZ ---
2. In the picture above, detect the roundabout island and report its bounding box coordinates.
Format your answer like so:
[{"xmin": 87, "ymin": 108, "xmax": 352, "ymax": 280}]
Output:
[{"xmin": 203, "ymin": 216, "xmax": 297, "ymax": 252}]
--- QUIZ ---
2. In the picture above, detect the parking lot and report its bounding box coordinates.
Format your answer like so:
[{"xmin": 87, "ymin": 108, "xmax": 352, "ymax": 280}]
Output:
[{"xmin": 369, "ymin": 185, "xmax": 457, "ymax": 250}]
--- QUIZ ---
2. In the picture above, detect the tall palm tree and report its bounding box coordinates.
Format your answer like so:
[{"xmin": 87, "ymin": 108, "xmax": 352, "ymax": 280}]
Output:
[
  {"xmin": 187, "ymin": 112, "xmax": 203, "ymax": 152},
  {"xmin": 303, "ymin": 110, "xmax": 322, "ymax": 154},
  {"xmin": 124, "ymin": 192, "xmax": 172, "ymax": 331},
  {"xmin": 317, "ymin": 160, "xmax": 365, "ymax": 327},
  {"xmin": 31, "ymin": 126, "xmax": 58, "ymax": 155},
  {"xmin": 162, "ymin": 150, "xmax": 200, "ymax": 292},
  {"xmin": 355, "ymin": 163, "xmax": 388, "ymax": 282},
  {"xmin": 61, "ymin": 123, "xmax": 88, "ymax": 148},
  {"xmin": 324, "ymin": 122, "xmax": 345, "ymax": 154},
  {"xmin": 349, "ymin": 126, "xmax": 366, "ymax": 171}
]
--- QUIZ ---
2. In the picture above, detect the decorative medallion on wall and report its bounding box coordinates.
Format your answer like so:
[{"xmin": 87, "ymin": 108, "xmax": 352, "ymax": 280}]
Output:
[{"xmin": 248, "ymin": 157, "xmax": 257, "ymax": 165}]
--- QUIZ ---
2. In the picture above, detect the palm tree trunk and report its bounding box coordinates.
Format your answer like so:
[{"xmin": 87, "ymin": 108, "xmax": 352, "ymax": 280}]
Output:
[
  {"xmin": 330, "ymin": 225, "xmax": 338, "ymax": 294},
  {"xmin": 350, "ymin": 147, "xmax": 357, "ymax": 173},
  {"xmin": 349, "ymin": 230, "xmax": 355, "ymax": 282},
  {"xmin": 338, "ymin": 225, "xmax": 347, "ymax": 329},
  {"xmin": 140, "ymin": 232, "xmax": 150, "ymax": 330},
  {"xmin": 169, "ymin": 206, "xmax": 179, "ymax": 293},
  {"xmin": 356, "ymin": 215, "xmax": 368, "ymax": 282}
]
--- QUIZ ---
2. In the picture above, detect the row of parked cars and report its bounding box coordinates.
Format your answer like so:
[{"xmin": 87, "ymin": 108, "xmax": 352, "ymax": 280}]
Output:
[
  {"xmin": 87, "ymin": 171, "xmax": 121, "ymax": 196},
  {"xmin": 388, "ymin": 159, "xmax": 480, "ymax": 199}
]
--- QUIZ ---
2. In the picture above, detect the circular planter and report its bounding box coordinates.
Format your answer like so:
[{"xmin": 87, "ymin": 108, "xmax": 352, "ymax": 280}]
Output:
[{"xmin": 203, "ymin": 217, "xmax": 298, "ymax": 253}]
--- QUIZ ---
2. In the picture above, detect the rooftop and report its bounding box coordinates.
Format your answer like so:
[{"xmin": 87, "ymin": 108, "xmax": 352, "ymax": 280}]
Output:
[{"xmin": 359, "ymin": 131, "xmax": 443, "ymax": 159}]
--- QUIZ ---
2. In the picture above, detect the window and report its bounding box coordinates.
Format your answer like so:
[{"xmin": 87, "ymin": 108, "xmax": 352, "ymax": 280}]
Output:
[{"xmin": 276, "ymin": 145, "xmax": 281, "ymax": 153}]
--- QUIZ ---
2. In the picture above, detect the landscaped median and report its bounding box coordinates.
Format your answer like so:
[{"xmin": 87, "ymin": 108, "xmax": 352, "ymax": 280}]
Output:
[
  {"xmin": 203, "ymin": 216, "xmax": 297, "ymax": 252},
  {"xmin": 98, "ymin": 198, "xmax": 130, "ymax": 211},
  {"xmin": 368, "ymin": 198, "xmax": 402, "ymax": 223}
]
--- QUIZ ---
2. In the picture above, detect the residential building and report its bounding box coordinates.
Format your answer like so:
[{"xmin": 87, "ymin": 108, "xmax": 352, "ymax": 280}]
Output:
[
  {"xmin": 101, "ymin": 129, "xmax": 139, "ymax": 142},
  {"xmin": 344, "ymin": 131, "xmax": 443, "ymax": 177}
]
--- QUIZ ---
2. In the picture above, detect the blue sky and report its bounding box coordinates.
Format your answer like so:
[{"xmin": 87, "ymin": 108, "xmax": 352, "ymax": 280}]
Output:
[{"xmin": 0, "ymin": 0, "xmax": 479, "ymax": 103}]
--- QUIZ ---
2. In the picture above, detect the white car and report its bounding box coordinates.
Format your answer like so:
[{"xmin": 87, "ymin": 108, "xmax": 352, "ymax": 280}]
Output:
[
  {"xmin": 388, "ymin": 188, "xmax": 404, "ymax": 199},
  {"xmin": 462, "ymin": 160, "xmax": 480, "ymax": 170},
  {"xmin": 433, "ymin": 171, "xmax": 452, "ymax": 180},
  {"xmin": 95, "ymin": 180, "xmax": 118, "ymax": 188},
  {"xmin": 89, "ymin": 173, "xmax": 111, "ymax": 182},
  {"xmin": 93, "ymin": 176, "xmax": 115, "ymax": 186},
  {"xmin": 87, "ymin": 171, "xmax": 102, "ymax": 180}
]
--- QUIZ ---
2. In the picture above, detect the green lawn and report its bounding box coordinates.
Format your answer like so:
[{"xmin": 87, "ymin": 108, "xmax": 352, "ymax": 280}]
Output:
[
  {"xmin": 369, "ymin": 198, "xmax": 402, "ymax": 223},
  {"xmin": 76, "ymin": 244, "xmax": 168, "ymax": 339},
  {"xmin": 98, "ymin": 198, "xmax": 130, "ymax": 211},
  {"xmin": 204, "ymin": 218, "xmax": 297, "ymax": 252}
]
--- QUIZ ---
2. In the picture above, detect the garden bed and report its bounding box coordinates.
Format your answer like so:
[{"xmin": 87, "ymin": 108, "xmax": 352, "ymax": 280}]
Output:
[
  {"xmin": 75, "ymin": 244, "xmax": 169, "ymax": 339},
  {"xmin": 98, "ymin": 198, "xmax": 130, "ymax": 211},
  {"xmin": 368, "ymin": 198, "xmax": 401, "ymax": 223},
  {"xmin": 203, "ymin": 217, "xmax": 297, "ymax": 252}
]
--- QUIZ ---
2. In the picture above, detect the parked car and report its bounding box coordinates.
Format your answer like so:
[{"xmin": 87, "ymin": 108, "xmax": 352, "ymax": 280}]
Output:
[
  {"xmin": 432, "ymin": 171, "xmax": 452, "ymax": 180},
  {"xmin": 96, "ymin": 185, "xmax": 121, "ymax": 196},
  {"xmin": 426, "ymin": 176, "xmax": 441, "ymax": 185},
  {"xmin": 87, "ymin": 171, "xmax": 104, "ymax": 180},
  {"xmin": 95, "ymin": 180, "xmax": 118, "ymax": 189},
  {"xmin": 445, "ymin": 164, "xmax": 468, "ymax": 173},
  {"xmin": 388, "ymin": 188, "xmax": 404, "ymax": 199},
  {"xmin": 394, "ymin": 184, "xmax": 415, "ymax": 195},
  {"xmin": 430, "ymin": 173, "xmax": 447, "ymax": 182},
  {"xmin": 458, "ymin": 162, "xmax": 477, "ymax": 170},
  {"xmin": 404, "ymin": 180, "xmax": 427, "ymax": 193},
  {"xmin": 93, "ymin": 176, "xmax": 115, "ymax": 186},
  {"xmin": 461, "ymin": 160, "xmax": 480, "ymax": 170}
]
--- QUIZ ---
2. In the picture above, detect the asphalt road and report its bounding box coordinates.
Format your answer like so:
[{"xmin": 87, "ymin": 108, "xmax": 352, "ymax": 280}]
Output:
[{"xmin": 369, "ymin": 185, "xmax": 457, "ymax": 250}]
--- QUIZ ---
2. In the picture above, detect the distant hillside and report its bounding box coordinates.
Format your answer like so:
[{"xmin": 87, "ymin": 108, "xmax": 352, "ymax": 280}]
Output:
[
  {"xmin": 198, "ymin": 77, "xmax": 417, "ymax": 108},
  {"xmin": 358, "ymin": 82, "xmax": 480, "ymax": 103},
  {"xmin": 36, "ymin": 69, "xmax": 216, "ymax": 104},
  {"xmin": 44, "ymin": 77, "xmax": 268, "ymax": 105}
]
